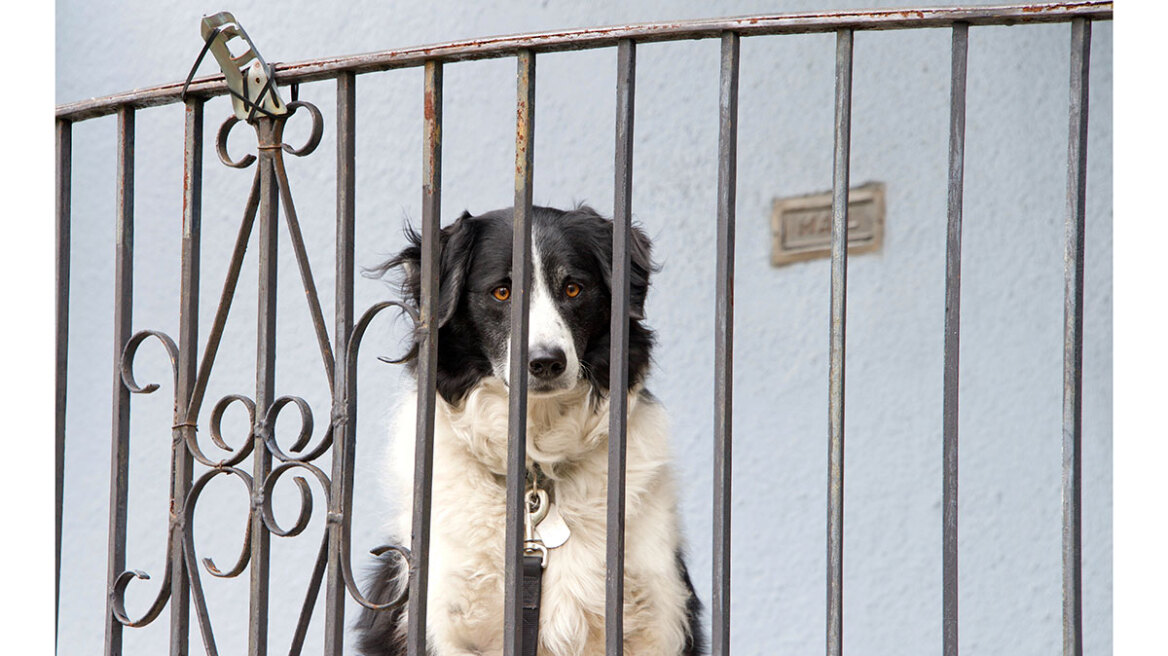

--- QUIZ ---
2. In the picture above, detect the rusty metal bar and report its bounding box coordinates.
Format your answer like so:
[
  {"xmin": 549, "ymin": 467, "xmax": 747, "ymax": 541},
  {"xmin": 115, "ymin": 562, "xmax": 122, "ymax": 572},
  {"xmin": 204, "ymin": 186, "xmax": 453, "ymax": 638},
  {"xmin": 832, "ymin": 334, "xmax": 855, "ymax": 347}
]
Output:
[
  {"xmin": 185, "ymin": 170, "xmax": 261, "ymax": 420},
  {"xmin": 55, "ymin": 117, "xmax": 72, "ymax": 647},
  {"xmin": 712, "ymin": 30, "xmax": 739, "ymax": 656},
  {"xmin": 407, "ymin": 59, "xmax": 443, "ymax": 656},
  {"xmin": 504, "ymin": 49, "xmax": 536, "ymax": 656},
  {"xmin": 57, "ymin": 3, "xmax": 1112, "ymax": 122},
  {"xmin": 1062, "ymin": 17, "xmax": 1091, "ymax": 656},
  {"xmin": 942, "ymin": 23, "xmax": 968, "ymax": 656},
  {"xmin": 323, "ymin": 70, "xmax": 356, "ymax": 656},
  {"xmin": 606, "ymin": 38, "xmax": 636, "ymax": 656},
  {"xmin": 250, "ymin": 116, "xmax": 280, "ymax": 656},
  {"xmin": 272, "ymin": 155, "xmax": 336, "ymax": 388},
  {"xmin": 105, "ymin": 106, "xmax": 135, "ymax": 656},
  {"xmin": 290, "ymin": 536, "xmax": 329, "ymax": 655},
  {"xmin": 170, "ymin": 97, "xmax": 203, "ymax": 656},
  {"xmin": 827, "ymin": 27, "xmax": 853, "ymax": 656}
]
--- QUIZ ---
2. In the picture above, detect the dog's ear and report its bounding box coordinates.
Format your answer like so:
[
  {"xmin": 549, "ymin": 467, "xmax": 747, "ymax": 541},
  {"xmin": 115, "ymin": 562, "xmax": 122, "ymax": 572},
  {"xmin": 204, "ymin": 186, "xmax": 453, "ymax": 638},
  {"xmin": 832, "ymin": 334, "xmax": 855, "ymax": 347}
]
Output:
[
  {"xmin": 372, "ymin": 211, "xmax": 476, "ymax": 328},
  {"xmin": 433, "ymin": 213, "xmax": 477, "ymax": 326},
  {"xmin": 572, "ymin": 205, "xmax": 655, "ymax": 320},
  {"xmin": 626, "ymin": 224, "xmax": 654, "ymax": 320}
]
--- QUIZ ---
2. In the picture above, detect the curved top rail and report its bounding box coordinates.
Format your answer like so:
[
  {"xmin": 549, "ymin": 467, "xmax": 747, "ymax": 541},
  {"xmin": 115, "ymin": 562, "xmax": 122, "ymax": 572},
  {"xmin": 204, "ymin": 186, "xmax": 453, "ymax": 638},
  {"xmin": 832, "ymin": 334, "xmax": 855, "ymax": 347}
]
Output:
[{"xmin": 56, "ymin": 1, "xmax": 1110, "ymax": 122}]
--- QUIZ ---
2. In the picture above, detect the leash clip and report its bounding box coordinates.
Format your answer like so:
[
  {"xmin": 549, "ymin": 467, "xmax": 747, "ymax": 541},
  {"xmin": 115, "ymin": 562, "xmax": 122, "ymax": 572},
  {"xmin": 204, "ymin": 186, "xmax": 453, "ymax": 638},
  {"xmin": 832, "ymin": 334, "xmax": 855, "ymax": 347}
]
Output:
[{"xmin": 524, "ymin": 487, "xmax": 549, "ymax": 568}]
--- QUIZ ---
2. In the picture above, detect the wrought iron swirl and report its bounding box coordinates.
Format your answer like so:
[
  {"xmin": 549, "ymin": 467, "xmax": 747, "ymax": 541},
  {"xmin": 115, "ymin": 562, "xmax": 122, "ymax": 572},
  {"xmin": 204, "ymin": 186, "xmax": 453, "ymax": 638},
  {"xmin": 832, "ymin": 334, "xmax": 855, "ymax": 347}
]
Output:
[
  {"xmin": 334, "ymin": 300, "xmax": 421, "ymax": 611},
  {"xmin": 109, "ymin": 99, "xmax": 418, "ymax": 650},
  {"xmin": 183, "ymin": 465, "xmax": 254, "ymax": 656},
  {"xmin": 110, "ymin": 330, "xmax": 180, "ymax": 627},
  {"xmin": 201, "ymin": 394, "xmax": 256, "ymax": 468}
]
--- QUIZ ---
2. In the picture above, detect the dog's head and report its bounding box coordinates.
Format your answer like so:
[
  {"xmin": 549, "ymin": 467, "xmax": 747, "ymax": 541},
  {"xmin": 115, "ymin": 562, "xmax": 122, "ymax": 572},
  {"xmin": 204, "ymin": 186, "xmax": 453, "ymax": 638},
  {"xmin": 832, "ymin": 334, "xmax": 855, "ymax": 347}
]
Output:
[{"xmin": 381, "ymin": 205, "xmax": 655, "ymax": 404}]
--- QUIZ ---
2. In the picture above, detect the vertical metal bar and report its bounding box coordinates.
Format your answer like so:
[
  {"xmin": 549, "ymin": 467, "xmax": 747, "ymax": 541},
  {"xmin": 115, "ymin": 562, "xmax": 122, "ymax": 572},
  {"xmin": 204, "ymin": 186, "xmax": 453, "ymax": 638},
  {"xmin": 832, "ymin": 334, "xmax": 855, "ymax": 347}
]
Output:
[
  {"xmin": 504, "ymin": 49, "xmax": 535, "ymax": 656},
  {"xmin": 250, "ymin": 116, "xmax": 280, "ymax": 656},
  {"xmin": 942, "ymin": 23, "xmax": 968, "ymax": 656},
  {"xmin": 408, "ymin": 59, "xmax": 443, "ymax": 656},
  {"xmin": 105, "ymin": 106, "xmax": 135, "ymax": 656},
  {"xmin": 1062, "ymin": 17, "xmax": 1091, "ymax": 656},
  {"xmin": 712, "ymin": 30, "xmax": 739, "ymax": 656},
  {"xmin": 55, "ymin": 117, "xmax": 72, "ymax": 647},
  {"xmin": 826, "ymin": 28, "xmax": 853, "ymax": 656},
  {"xmin": 171, "ymin": 97, "xmax": 203, "ymax": 656},
  {"xmin": 606, "ymin": 38, "xmax": 636, "ymax": 656},
  {"xmin": 324, "ymin": 70, "xmax": 356, "ymax": 656}
]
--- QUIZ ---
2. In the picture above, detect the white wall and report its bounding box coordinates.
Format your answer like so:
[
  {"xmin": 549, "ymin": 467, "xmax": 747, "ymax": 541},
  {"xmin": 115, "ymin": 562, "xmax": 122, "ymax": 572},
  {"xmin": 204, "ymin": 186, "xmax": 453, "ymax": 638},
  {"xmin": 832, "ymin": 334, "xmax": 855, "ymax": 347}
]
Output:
[{"xmin": 56, "ymin": 1, "xmax": 1112, "ymax": 654}]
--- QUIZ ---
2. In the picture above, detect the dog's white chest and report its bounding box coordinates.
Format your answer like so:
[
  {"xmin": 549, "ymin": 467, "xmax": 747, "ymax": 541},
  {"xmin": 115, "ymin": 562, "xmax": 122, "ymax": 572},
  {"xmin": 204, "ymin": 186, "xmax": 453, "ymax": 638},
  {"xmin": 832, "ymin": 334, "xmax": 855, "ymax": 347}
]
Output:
[{"xmin": 387, "ymin": 387, "xmax": 690, "ymax": 655}]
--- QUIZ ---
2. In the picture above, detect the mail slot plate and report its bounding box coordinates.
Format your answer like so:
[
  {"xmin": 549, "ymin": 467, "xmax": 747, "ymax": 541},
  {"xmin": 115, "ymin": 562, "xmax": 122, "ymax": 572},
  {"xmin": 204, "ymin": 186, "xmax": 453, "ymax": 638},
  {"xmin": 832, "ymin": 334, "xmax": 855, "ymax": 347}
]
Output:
[{"xmin": 770, "ymin": 183, "xmax": 885, "ymax": 266}]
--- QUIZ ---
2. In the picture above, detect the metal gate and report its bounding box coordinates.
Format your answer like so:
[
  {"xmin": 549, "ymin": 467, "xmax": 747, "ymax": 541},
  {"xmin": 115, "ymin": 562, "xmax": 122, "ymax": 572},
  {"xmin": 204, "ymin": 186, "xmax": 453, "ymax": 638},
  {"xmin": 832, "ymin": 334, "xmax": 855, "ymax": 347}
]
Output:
[{"xmin": 54, "ymin": 2, "xmax": 1113, "ymax": 655}]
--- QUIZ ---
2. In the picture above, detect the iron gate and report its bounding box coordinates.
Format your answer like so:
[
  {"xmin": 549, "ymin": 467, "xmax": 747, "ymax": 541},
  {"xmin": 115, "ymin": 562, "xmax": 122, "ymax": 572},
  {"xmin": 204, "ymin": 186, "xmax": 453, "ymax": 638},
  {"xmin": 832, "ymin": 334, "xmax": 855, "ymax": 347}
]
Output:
[{"xmin": 54, "ymin": 2, "xmax": 1113, "ymax": 655}]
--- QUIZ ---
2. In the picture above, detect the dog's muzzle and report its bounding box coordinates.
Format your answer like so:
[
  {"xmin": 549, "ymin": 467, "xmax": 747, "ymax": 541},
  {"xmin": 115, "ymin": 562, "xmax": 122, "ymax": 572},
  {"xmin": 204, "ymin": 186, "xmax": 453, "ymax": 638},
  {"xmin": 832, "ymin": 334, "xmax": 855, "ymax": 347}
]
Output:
[
  {"xmin": 527, "ymin": 345, "xmax": 573, "ymax": 392},
  {"xmin": 529, "ymin": 346, "xmax": 566, "ymax": 379},
  {"xmin": 530, "ymin": 343, "xmax": 565, "ymax": 378}
]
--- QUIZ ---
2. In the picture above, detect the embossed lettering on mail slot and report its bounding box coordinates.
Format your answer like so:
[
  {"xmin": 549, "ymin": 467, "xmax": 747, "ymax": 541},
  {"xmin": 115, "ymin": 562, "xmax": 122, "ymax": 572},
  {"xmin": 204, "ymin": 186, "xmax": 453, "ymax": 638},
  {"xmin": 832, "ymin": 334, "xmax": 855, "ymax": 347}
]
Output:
[{"xmin": 771, "ymin": 182, "xmax": 885, "ymax": 266}]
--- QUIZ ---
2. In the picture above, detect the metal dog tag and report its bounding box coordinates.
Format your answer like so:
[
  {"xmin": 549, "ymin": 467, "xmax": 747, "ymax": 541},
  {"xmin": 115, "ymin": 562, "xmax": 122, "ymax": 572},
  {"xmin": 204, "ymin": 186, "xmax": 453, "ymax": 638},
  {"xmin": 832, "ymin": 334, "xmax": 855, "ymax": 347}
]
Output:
[{"xmin": 535, "ymin": 502, "xmax": 571, "ymax": 549}]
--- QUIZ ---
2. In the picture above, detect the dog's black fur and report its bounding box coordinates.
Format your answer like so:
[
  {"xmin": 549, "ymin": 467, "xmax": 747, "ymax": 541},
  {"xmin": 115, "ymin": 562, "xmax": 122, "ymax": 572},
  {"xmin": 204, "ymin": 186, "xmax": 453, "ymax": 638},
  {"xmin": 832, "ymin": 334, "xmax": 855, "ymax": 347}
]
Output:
[{"xmin": 356, "ymin": 205, "xmax": 704, "ymax": 655}]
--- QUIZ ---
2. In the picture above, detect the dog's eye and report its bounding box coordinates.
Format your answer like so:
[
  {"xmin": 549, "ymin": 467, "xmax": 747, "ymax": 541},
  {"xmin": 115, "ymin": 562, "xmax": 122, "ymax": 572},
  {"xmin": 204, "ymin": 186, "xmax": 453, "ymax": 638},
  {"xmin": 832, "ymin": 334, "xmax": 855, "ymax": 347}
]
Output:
[
  {"xmin": 564, "ymin": 282, "xmax": 582, "ymax": 298},
  {"xmin": 492, "ymin": 286, "xmax": 511, "ymax": 302}
]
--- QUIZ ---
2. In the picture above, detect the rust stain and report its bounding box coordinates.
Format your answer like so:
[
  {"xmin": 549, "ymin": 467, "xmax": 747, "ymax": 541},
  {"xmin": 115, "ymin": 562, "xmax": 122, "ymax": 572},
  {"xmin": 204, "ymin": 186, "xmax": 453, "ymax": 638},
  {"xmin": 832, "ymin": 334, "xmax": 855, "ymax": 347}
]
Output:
[
  {"xmin": 885, "ymin": 10, "xmax": 925, "ymax": 19},
  {"xmin": 424, "ymin": 93, "xmax": 435, "ymax": 121}
]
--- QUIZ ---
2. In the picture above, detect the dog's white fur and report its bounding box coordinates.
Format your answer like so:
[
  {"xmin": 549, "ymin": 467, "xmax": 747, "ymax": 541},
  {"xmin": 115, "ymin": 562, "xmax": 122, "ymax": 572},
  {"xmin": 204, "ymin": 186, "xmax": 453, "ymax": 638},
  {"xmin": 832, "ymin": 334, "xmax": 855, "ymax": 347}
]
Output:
[{"xmin": 383, "ymin": 382, "xmax": 691, "ymax": 655}]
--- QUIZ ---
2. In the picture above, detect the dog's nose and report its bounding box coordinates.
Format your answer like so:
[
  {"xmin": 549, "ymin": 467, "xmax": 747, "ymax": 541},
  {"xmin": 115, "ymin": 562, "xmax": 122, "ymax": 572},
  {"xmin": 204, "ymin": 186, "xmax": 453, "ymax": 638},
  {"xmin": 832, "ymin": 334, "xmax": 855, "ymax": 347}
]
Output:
[{"xmin": 529, "ymin": 347, "xmax": 567, "ymax": 379}]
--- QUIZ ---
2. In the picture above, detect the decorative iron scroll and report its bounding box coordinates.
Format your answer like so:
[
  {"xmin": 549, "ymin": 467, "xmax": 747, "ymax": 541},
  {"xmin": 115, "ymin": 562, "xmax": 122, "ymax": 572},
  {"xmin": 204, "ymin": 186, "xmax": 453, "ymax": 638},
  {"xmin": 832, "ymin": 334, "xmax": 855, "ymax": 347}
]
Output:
[{"xmin": 109, "ymin": 98, "xmax": 414, "ymax": 655}]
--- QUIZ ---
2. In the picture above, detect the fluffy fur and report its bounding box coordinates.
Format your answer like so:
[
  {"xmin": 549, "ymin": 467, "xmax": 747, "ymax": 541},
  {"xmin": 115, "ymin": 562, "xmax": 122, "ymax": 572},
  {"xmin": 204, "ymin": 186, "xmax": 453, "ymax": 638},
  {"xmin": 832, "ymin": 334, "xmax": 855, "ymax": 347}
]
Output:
[{"xmin": 356, "ymin": 205, "xmax": 702, "ymax": 656}]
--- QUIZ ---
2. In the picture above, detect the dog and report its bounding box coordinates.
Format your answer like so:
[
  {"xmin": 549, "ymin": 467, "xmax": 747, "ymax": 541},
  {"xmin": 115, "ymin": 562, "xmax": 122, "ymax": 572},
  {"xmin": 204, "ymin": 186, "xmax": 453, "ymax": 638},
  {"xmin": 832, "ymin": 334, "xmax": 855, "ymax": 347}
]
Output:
[{"xmin": 356, "ymin": 205, "xmax": 703, "ymax": 656}]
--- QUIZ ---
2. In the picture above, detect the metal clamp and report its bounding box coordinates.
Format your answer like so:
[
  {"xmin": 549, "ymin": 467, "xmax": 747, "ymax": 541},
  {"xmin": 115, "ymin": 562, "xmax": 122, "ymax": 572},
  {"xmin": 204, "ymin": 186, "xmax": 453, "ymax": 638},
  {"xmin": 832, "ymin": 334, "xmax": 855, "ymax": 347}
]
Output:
[{"xmin": 181, "ymin": 11, "xmax": 287, "ymax": 122}]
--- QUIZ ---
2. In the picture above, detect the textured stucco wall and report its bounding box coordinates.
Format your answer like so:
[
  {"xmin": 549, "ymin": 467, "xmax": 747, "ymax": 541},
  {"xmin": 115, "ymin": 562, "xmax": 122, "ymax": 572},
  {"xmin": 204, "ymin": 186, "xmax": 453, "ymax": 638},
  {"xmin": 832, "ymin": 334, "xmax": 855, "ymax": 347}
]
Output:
[{"xmin": 57, "ymin": 1, "xmax": 1112, "ymax": 654}]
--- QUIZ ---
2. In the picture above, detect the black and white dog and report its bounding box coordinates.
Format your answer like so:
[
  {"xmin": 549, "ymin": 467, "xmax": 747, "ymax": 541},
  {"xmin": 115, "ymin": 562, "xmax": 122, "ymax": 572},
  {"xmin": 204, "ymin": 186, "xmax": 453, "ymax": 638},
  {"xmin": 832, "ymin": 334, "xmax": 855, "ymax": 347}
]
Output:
[{"xmin": 356, "ymin": 205, "xmax": 702, "ymax": 656}]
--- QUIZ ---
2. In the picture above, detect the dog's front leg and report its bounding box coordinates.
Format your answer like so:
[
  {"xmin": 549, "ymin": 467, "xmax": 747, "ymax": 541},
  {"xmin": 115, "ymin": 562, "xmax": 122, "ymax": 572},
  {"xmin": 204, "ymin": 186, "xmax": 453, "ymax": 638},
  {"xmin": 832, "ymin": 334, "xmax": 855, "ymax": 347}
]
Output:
[
  {"xmin": 424, "ymin": 549, "xmax": 508, "ymax": 656},
  {"xmin": 618, "ymin": 486, "xmax": 693, "ymax": 655},
  {"xmin": 618, "ymin": 574, "xmax": 691, "ymax": 656}
]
